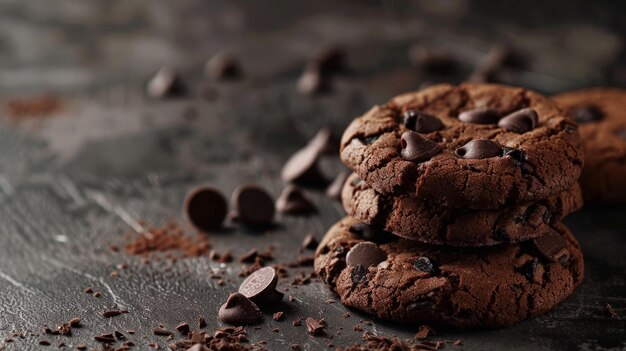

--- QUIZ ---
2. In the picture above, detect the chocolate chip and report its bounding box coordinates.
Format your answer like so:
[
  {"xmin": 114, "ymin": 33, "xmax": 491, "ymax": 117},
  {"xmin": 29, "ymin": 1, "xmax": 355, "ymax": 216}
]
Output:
[
  {"xmin": 184, "ymin": 186, "xmax": 227, "ymax": 232},
  {"xmin": 348, "ymin": 223, "xmax": 396, "ymax": 244},
  {"xmin": 146, "ymin": 66, "xmax": 186, "ymax": 98},
  {"xmin": 413, "ymin": 257, "xmax": 439, "ymax": 275},
  {"xmin": 231, "ymin": 185, "xmax": 275, "ymax": 226},
  {"xmin": 458, "ymin": 107, "xmax": 500, "ymax": 124},
  {"xmin": 276, "ymin": 185, "xmax": 316, "ymax": 215},
  {"xmin": 218, "ymin": 293, "xmax": 262, "ymax": 326},
  {"xmin": 455, "ymin": 139, "xmax": 502, "ymax": 159},
  {"xmin": 533, "ymin": 233, "xmax": 570, "ymax": 263},
  {"xmin": 310, "ymin": 46, "xmax": 346, "ymax": 75},
  {"xmin": 308, "ymin": 127, "xmax": 339, "ymax": 156},
  {"xmin": 346, "ymin": 242, "xmax": 386, "ymax": 268},
  {"xmin": 569, "ymin": 105, "xmax": 603, "ymax": 124},
  {"xmin": 176, "ymin": 323, "xmax": 190, "ymax": 335},
  {"xmin": 297, "ymin": 68, "xmax": 329, "ymax": 95},
  {"xmin": 281, "ymin": 146, "xmax": 326, "ymax": 185},
  {"xmin": 301, "ymin": 233, "xmax": 319, "ymax": 251},
  {"xmin": 154, "ymin": 328, "xmax": 174, "ymax": 336},
  {"xmin": 517, "ymin": 258, "xmax": 540, "ymax": 281},
  {"xmin": 94, "ymin": 333, "xmax": 116, "ymax": 343},
  {"xmin": 68, "ymin": 318, "xmax": 81, "ymax": 328},
  {"xmin": 400, "ymin": 131, "xmax": 441, "ymax": 163},
  {"xmin": 305, "ymin": 317, "xmax": 325, "ymax": 336},
  {"xmin": 205, "ymin": 52, "xmax": 242, "ymax": 80},
  {"xmin": 238, "ymin": 266, "xmax": 284, "ymax": 304},
  {"xmin": 102, "ymin": 310, "xmax": 126, "ymax": 318},
  {"xmin": 326, "ymin": 171, "xmax": 349, "ymax": 201},
  {"xmin": 498, "ymin": 108, "xmax": 538, "ymax": 133},
  {"xmin": 403, "ymin": 110, "xmax": 444, "ymax": 133}
]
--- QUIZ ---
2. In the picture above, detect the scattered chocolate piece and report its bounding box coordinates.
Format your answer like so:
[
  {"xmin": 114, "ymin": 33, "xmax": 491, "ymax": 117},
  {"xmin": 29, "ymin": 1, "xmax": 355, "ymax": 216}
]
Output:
[
  {"xmin": 291, "ymin": 344, "xmax": 302, "ymax": 350},
  {"xmin": 146, "ymin": 66, "xmax": 186, "ymax": 98},
  {"xmin": 198, "ymin": 316, "xmax": 207, "ymax": 329},
  {"xmin": 239, "ymin": 248, "xmax": 259, "ymax": 263},
  {"xmin": 281, "ymin": 146, "xmax": 326, "ymax": 185},
  {"xmin": 239, "ymin": 266, "xmax": 284, "ymax": 304},
  {"xmin": 184, "ymin": 186, "xmax": 228, "ymax": 232},
  {"xmin": 414, "ymin": 257, "xmax": 439, "ymax": 275},
  {"xmin": 273, "ymin": 312, "xmax": 285, "ymax": 321},
  {"xmin": 400, "ymin": 131, "xmax": 441, "ymax": 163},
  {"xmin": 84, "ymin": 287, "xmax": 93, "ymax": 294},
  {"xmin": 533, "ymin": 233, "xmax": 570, "ymax": 263},
  {"xmin": 95, "ymin": 333, "xmax": 116, "ymax": 343},
  {"xmin": 57, "ymin": 323, "xmax": 71, "ymax": 336},
  {"xmin": 455, "ymin": 139, "xmax": 503, "ymax": 159},
  {"xmin": 231, "ymin": 184, "xmax": 275, "ymax": 226},
  {"xmin": 568, "ymin": 105, "xmax": 604, "ymax": 124},
  {"xmin": 305, "ymin": 318, "xmax": 325, "ymax": 336},
  {"xmin": 343, "ymin": 312, "xmax": 351, "ymax": 318},
  {"xmin": 93, "ymin": 291, "xmax": 102, "ymax": 298},
  {"xmin": 308, "ymin": 127, "xmax": 340, "ymax": 156},
  {"xmin": 115, "ymin": 331, "xmax": 126, "ymax": 340},
  {"xmin": 176, "ymin": 323, "xmax": 190, "ymax": 335},
  {"xmin": 292, "ymin": 319, "xmax": 302, "ymax": 326},
  {"xmin": 39, "ymin": 340, "xmax": 50, "ymax": 346},
  {"xmin": 403, "ymin": 110, "xmax": 444, "ymax": 133},
  {"xmin": 346, "ymin": 242, "xmax": 387, "ymax": 268},
  {"xmin": 154, "ymin": 328, "xmax": 174, "ymax": 336},
  {"xmin": 605, "ymin": 304, "xmax": 619, "ymax": 319},
  {"xmin": 301, "ymin": 234, "xmax": 318, "ymax": 251},
  {"xmin": 102, "ymin": 310, "xmax": 127, "ymax": 318},
  {"xmin": 297, "ymin": 68, "xmax": 329, "ymax": 95},
  {"xmin": 498, "ymin": 108, "xmax": 538, "ymax": 133},
  {"xmin": 205, "ymin": 52, "xmax": 242, "ymax": 80},
  {"xmin": 326, "ymin": 171, "xmax": 349, "ymax": 200},
  {"xmin": 415, "ymin": 325, "xmax": 435, "ymax": 339},
  {"xmin": 408, "ymin": 46, "xmax": 456, "ymax": 73},
  {"xmin": 276, "ymin": 185, "xmax": 316, "ymax": 215},
  {"xmin": 310, "ymin": 46, "xmax": 346, "ymax": 75},
  {"xmin": 218, "ymin": 293, "xmax": 262, "ymax": 326},
  {"xmin": 459, "ymin": 107, "xmax": 501, "ymax": 124},
  {"xmin": 468, "ymin": 45, "xmax": 521, "ymax": 83}
]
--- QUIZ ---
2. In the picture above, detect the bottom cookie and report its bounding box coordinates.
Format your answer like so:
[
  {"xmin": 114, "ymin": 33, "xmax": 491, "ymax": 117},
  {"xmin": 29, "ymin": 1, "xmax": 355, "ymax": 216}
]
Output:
[{"xmin": 314, "ymin": 217, "xmax": 584, "ymax": 329}]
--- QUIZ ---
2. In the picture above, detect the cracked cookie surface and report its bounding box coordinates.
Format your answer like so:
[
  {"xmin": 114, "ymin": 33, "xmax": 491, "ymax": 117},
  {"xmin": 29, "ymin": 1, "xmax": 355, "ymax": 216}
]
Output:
[
  {"xmin": 340, "ymin": 83, "xmax": 583, "ymax": 209},
  {"xmin": 314, "ymin": 217, "xmax": 584, "ymax": 329},
  {"xmin": 342, "ymin": 173, "xmax": 583, "ymax": 246},
  {"xmin": 553, "ymin": 88, "xmax": 626, "ymax": 203}
]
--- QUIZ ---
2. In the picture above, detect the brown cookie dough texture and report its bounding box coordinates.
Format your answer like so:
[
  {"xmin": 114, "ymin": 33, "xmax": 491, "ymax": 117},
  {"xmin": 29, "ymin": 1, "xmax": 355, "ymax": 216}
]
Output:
[
  {"xmin": 342, "ymin": 173, "xmax": 583, "ymax": 247},
  {"xmin": 553, "ymin": 88, "xmax": 626, "ymax": 203},
  {"xmin": 314, "ymin": 217, "xmax": 584, "ymax": 329},
  {"xmin": 340, "ymin": 83, "xmax": 583, "ymax": 210}
]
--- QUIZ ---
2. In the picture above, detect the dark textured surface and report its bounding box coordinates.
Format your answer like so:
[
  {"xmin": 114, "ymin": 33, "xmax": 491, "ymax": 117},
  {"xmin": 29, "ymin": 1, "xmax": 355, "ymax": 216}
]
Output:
[{"xmin": 0, "ymin": 1, "xmax": 625, "ymax": 350}]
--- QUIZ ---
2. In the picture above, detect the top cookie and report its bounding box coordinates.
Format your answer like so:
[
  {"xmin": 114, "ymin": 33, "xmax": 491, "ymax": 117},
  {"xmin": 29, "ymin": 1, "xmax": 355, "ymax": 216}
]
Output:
[
  {"xmin": 553, "ymin": 88, "xmax": 626, "ymax": 203},
  {"xmin": 340, "ymin": 83, "xmax": 583, "ymax": 209}
]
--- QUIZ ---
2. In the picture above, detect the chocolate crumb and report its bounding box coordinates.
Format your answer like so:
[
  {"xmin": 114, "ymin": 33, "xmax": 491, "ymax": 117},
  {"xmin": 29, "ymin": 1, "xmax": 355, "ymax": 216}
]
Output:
[
  {"xmin": 198, "ymin": 317, "xmax": 207, "ymax": 329},
  {"xmin": 605, "ymin": 304, "xmax": 620, "ymax": 319},
  {"xmin": 102, "ymin": 310, "xmax": 126, "ymax": 318},
  {"xmin": 305, "ymin": 317, "xmax": 324, "ymax": 336},
  {"xmin": 39, "ymin": 340, "xmax": 51, "ymax": 346},
  {"xmin": 273, "ymin": 312, "xmax": 284, "ymax": 321},
  {"xmin": 176, "ymin": 323, "xmax": 190, "ymax": 335}
]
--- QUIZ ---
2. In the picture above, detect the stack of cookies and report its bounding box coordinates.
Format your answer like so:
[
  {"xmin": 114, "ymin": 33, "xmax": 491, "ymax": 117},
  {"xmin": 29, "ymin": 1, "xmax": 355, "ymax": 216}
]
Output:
[{"xmin": 314, "ymin": 83, "xmax": 586, "ymax": 328}]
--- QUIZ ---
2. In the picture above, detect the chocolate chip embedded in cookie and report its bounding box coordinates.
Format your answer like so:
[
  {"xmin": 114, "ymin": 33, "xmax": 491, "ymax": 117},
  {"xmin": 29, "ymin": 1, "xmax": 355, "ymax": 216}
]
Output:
[
  {"xmin": 553, "ymin": 88, "xmax": 626, "ymax": 203},
  {"xmin": 342, "ymin": 173, "xmax": 583, "ymax": 247},
  {"xmin": 340, "ymin": 83, "xmax": 583, "ymax": 209},
  {"xmin": 314, "ymin": 217, "xmax": 584, "ymax": 329}
]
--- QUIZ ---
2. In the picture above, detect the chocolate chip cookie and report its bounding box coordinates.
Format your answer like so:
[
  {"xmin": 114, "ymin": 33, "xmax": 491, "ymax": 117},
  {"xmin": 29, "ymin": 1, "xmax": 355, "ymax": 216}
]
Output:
[
  {"xmin": 340, "ymin": 83, "xmax": 583, "ymax": 209},
  {"xmin": 342, "ymin": 173, "xmax": 583, "ymax": 246},
  {"xmin": 553, "ymin": 88, "xmax": 626, "ymax": 203},
  {"xmin": 314, "ymin": 217, "xmax": 584, "ymax": 329}
]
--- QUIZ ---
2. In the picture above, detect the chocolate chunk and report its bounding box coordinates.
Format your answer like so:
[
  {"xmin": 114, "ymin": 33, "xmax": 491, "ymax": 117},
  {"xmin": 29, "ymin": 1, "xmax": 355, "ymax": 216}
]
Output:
[
  {"xmin": 146, "ymin": 66, "xmax": 186, "ymax": 98},
  {"xmin": 69, "ymin": 318, "xmax": 81, "ymax": 328},
  {"xmin": 239, "ymin": 266, "xmax": 284, "ymax": 304},
  {"xmin": 273, "ymin": 311, "xmax": 284, "ymax": 321},
  {"xmin": 102, "ymin": 310, "xmax": 125, "ymax": 318},
  {"xmin": 205, "ymin": 52, "xmax": 242, "ymax": 80},
  {"xmin": 326, "ymin": 171, "xmax": 349, "ymax": 200},
  {"xmin": 498, "ymin": 108, "xmax": 538, "ymax": 133},
  {"xmin": 176, "ymin": 323, "xmax": 190, "ymax": 335},
  {"xmin": 276, "ymin": 185, "xmax": 316, "ymax": 215},
  {"xmin": 533, "ymin": 233, "xmax": 570, "ymax": 263},
  {"xmin": 346, "ymin": 242, "xmax": 386, "ymax": 268},
  {"xmin": 413, "ymin": 257, "xmax": 439, "ymax": 275},
  {"xmin": 351, "ymin": 264, "xmax": 367, "ymax": 284},
  {"xmin": 400, "ymin": 131, "xmax": 441, "ymax": 163},
  {"xmin": 184, "ymin": 186, "xmax": 227, "ymax": 232},
  {"xmin": 198, "ymin": 317, "xmax": 207, "ymax": 328},
  {"xmin": 301, "ymin": 233, "xmax": 319, "ymax": 251},
  {"xmin": 309, "ymin": 127, "xmax": 340, "ymax": 156},
  {"xmin": 518, "ymin": 257, "xmax": 540, "ymax": 281},
  {"xmin": 305, "ymin": 318, "xmax": 325, "ymax": 336},
  {"xmin": 154, "ymin": 328, "xmax": 174, "ymax": 336},
  {"xmin": 458, "ymin": 107, "xmax": 500, "ymax": 124},
  {"xmin": 403, "ymin": 110, "xmax": 444, "ymax": 133},
  {"xmin": 114, "ymin": 331, "xmax": 126, "ymax": 340},
  {"xmin": 455, "ymin": 139, "xmax": 503, "ymax": 159},
  {"xmin": 568, "ymin": 105, "xmax": 603, "ymax": 124},
  {"xmin": 94, "ymin": 333, "xmax": 116, "ymax": 343},
  {"xmin": 408, "ymin": 46, "xmax": 456, "ymax": 73},
  {"xmin": 231, "ymin": 185, "xmax": 275, "ymax": 226},
  {"xmin": 218, "ymin": 293, "xmax": 262, "ymax": 326},
  {"xmin": 39, "ymin": 340, "xmax": 51, "ymax": 346},
  {"xmin": 348, "ymin": 223, "xmax": 396, "ymax": 244}
]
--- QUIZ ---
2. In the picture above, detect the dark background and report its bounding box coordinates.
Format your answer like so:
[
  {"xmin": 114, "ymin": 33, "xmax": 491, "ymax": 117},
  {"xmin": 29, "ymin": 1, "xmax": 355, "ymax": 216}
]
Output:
[{"xmin": 0, "ymin": 1, "xmax": 625, "ymax": 350}]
